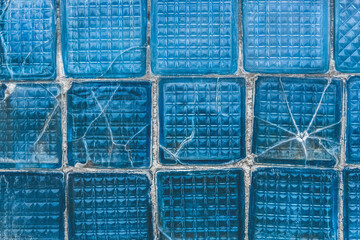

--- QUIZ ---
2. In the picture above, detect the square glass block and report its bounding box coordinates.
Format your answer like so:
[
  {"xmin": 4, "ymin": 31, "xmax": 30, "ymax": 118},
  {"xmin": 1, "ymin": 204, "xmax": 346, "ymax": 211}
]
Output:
[
  {"xmin": 0, "ymin": 172, "xmax": 64, "ymax": 239},
  {"xmin": 68, "ymin": 172, "xmax": 153, "ymax": 240},
  {"xmin": 347, "ymin": 77, "xmax": 360, "ymax": 163},
  {"xmin": 0, "ymin": 0, "xmax": 56, "ymax": 80},
  {"xmin": 159, "ymin": 78, "xmax": 246, "ymax": 165},
  {"xmin": 150, "ymin": 0, "xmax": 238, "ymax": 75},
  {"xmin": 61, "ymin": 0, "xmax": 147, "ymax": 78},
  {"xmin": 242, "ymin": 0, "xmax": 329, "ymax": 73},
  {"xmin": 249, "ymin": 168, "xmax": 339, "ymax": 240},
  {"xmin": 157, "ymin": 170, "xmax": 244, "ymax": 240},
  {"xmin": 67, "ymin": 81, "xmax": 152, "ymax": 168},
  {"xmin": 252, "ymin": 77, "xmax": 343, "ymax": 167},
  {"xmin": 335, "ymin": 0, "xmax": 360, "ymax": 72},
  {"xmin": 344, "ymin": 168, "xmax": 360, "ymax": 240},
  {"xmin": 0, "ymin": 84, "xmax": 62, "ymax": 168}
]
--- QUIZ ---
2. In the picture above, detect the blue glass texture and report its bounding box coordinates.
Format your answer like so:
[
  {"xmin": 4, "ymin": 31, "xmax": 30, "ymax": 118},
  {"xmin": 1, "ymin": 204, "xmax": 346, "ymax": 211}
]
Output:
[
  {"xmin": 150, "ymin": 0, "xmax": 238, "ymax": 75},
  {"xmin": 0, "ymin": 0, "xmax": 57, "ymax": 80},
  {"xmin": 249, "ymin": 168, "xmax": 339, "ymax": 240},
  {"xmin": 67, "ymin": 81, "xmax": 152, "ymax": 168},
  {"xmin": 242, "ymin": 0, "xmax": 329, "ymax": 73},
  {"xmin": 347, "ymin": 77, "xmax": 360, "ymax": 163},
  {"xmin": 252, "ymin": 77, "xmax": 343, "ymax": 167},
  {"xmin": 157, "ymin": 170, "xmax": 244, "ymax": 240},
  {"xmin": 61, "ymin": 0, "xmax": 147, "ymax": 78},
  {"xmin": 335, "ymin": 0, "xmax": 360, "ymax": 72},
  {"xmin": 67, "ymin": 172, "xmax": 153, "ymax": 240},
  {"xmin": 0, "ymin": 84, "xmax": 62, "ymax": 168},
  {"xmin": 159, "ymin": 78, "xmax": 246, "ymax": 165},
  {"xmin": 344, "ymin": 168, "xmax": 360, "ymax": 240},
  {"xmin": 0, "ymin": 172, "xmax": 64, "ymax": 239}
]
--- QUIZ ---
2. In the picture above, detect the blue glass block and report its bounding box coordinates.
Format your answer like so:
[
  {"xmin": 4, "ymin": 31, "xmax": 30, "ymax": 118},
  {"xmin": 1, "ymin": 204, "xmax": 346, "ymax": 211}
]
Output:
[
  {"xmin": 67, "ymin": 81, "xmax": 152, "ymax": 168},
  {"xmin": 61, "ymin": 0, "xmax": 147, "ymax": 78},
  {"xmin": 344, "ymin": 168, "xmax": 360, "ymax": 239},
  {"xmin": 0, "ymin": 171, "xmax": 64, "ymax": 239},
  {"xmin": 249, "ymin": 168, "xmax": 339, "ymax": 240},
  {"xmin": 242, "ymin": 0, "xmax": 329, "ymax": 73},
  {"xmin": 159, "ymin": 78, "xmax": 246, "ymax": 165},
  {"xmin": 150, "ymin": 0, "xmax": 238, "ymax": 75},
  {"xmin": 252, "ymin": 77, "xmax": 343, "ymax": 167},
  {"xmin": 0, "ymin": 84, "xmax": 62, "ymax": 168},
  {"xmin": 157, "ymin": 170, "xmax": 244, "ymax": 240},
  {"xmin": 347, "ymin": 77, "xmax": 360, "ymax": 163},
  {"xmin": 0, "ymin": 0, "xmax": 57, "ymax": 80},
  {"xmin": 68, "ymin": 172, "xmax": 153, "ymax": 240},
  {"xmin": 335, "ymin": 0, "xmax": 360, "ymax": 72}
]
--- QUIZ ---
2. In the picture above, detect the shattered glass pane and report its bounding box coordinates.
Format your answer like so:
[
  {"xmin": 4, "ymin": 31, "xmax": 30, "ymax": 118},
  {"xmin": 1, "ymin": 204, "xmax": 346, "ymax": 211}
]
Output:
[
  {"xmin": 0, "ymin": 0, "xmax": 57, "ymax": 80},
  {"xmin": 157, "ymin": 170, "xmax": 245, "ymax": 240},
  {"xmin": 67, "ymin": 172, "xmax": 153, "ymax": 240},
  {"xmin": 242, "ymin": 0, "xmax": 329, "ymax": 73},
  {"xmin": 252, "ymin": 77, "xmax": 343, "ymax": 167},
  {"xmin": 344, "ymin": 168, "xmax": 360, "ymax": 240},
  {"xmin": 0, "ymin": 83, "xmax": 62, "ymax": 168},
  {"xmin": 159, "ymin": 78, "xmax": 246, "ymax": 165},
  {"xmin": 61, "ymin": 0, "xmax": 147, "ymax": 78},
  {"xmin": 67, "ymin": 81, "xmax": 152, "ymax": 168},
  {"xmin": 0, "ymin": 172, "xmax": 64, "ymax": 239},
  {"xmin": 150, "ymin": 0, "xmax": 238, "ymax": 75},
  {"xmin": 249, "ymin": 168, "xmax": 339, "ymax": 240},
  {"xmin": 334, "ymin": 0, "xmax": 360, "ymax": 72},
  {"xmin": 347, "ymin": 77, "xmax": 360, "ymax": 163}
]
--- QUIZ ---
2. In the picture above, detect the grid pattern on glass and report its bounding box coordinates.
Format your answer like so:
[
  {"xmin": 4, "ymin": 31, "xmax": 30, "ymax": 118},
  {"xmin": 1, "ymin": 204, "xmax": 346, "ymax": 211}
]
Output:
[
  {"xmin": 151, "ymin": 0, "xmax": 238, "ymax": 75},
  {"xmin": 67, "ymin": 172, "xmax": 153, "ymax": 240},
  {"xmin": 67, "ymin": 81, "xmax": 152, "ymax": 168},
  {"xmin": 344, "ymin": 168, "xmax": 360, "ymax": 240},
  {"xmin": 347, "ymin": 77, "xmax": 360, "ymax": 163},
  {"xmin": 0, "ymin": 0, "xmax": 56, "ymax": 80},
  {"xmin": 243, "ymin": 0, "xmax": 329, "ymax": 73},
  {"xmin": 157, "ymin": 170, "xmax": 244, "ymax": 240},
  {"xmin": 159, "ymin": 78, "xmax": 246, "ymax": 165},
  {"xmin": 249, "ymin": 168, "xmax": 338, "ymax": 240},
  {"xmin": 252, "ymin": 77, "xmax": 342, "ymax": 167},
  {"xmin": 61, "ymin": 0, "xmax": 147, "ymax": 78}
]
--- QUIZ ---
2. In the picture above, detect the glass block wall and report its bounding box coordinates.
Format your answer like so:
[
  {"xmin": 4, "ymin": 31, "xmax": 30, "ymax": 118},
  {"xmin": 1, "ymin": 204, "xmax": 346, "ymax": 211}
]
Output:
[{"xmin": 1, "ymin": 0, "xmax": 360, "ymax": 239}]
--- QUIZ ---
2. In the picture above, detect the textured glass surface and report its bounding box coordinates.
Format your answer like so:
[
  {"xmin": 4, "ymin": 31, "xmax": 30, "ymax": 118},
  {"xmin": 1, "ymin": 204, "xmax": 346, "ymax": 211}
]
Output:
[
  {"xmin": 67, "ymin": 172, "xmax": 153, "ymax": 240},
  {"xmin": 0, "ymin": 172, "xmax": 64, "ymax": 239},
  {"xmin": 0, "ymin": 84, "xmax": 62, "ymax": 169},
  {"xmin": 347, "ymin": 77, "xmax": 360, "ymax": 163},
  {"xmin": 151, "ymin": 0, "xmax": 238, "ymax": 75},
  {"xmin": 242, "ymin": 0, "xmax": 329, "ymax": 73},
  {"xmin": 249, "ymin": 168, "xmax": 339, "ymax": 240},
  {"xmin": 159, "ymin": 78, "xmax": 246, "ymax": 165},
  {"xmin": 344, "ymin": 168, "xmax": 360, "ymax": 240},
  {"xmin": 252, "ymin": 77, "xmax": 343, "ymax": 167},
  {"xmin": 335, "ymin": 0, "xmax": 360, "ymax": 72},
  {"xmin": 0, "ymin": 0, "xmax": 57, "ymax": 80},
  {"xmin": 67, "ymin": 81, "xmax": 152, "ymax": 168},
  {"xmin": 157, "ymin": 170, "xmax": 244, "ymax": 240},
  {"xmin": 61, "ymin": 0, "xmax": 147, "ymax": 78}
]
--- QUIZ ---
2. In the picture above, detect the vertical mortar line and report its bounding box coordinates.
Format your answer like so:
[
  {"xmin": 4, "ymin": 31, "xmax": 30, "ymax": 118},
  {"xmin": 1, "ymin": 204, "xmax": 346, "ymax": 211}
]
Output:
[
  {"xmin": 329, "ymin": 0, "xmax": 335, "ymax": 73},
  {"xmin": 237, "ymin": 0, "xmax": 244, "ymax": 75},
  {"xmin": 146, "ymin": 0, "xmax": 152, "ymax": 77}
]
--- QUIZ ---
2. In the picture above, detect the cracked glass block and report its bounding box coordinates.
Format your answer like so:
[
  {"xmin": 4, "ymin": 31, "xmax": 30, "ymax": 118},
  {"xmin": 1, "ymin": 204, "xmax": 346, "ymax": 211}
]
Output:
[
  {"xmin": 347, "ymin": 77, "xmax": 360, "ymax": 163},
  {"xmin": 67, "ymin": 81, "xmax": 152, "ymax": 168},
  {"xmin": 252, "ymin": 77, "xmax": 343, "ymax": 167},
  {"xmin": 0, "ymin": 0, "xmax": 57, "ymax": 80},
  {"xmin": 335, "ymin": 0, "xmax": 360, "ymax": 72},
  {"xmin": 68, "ymin": 172, "xmax": 153, "ymax": 240},
  {"xmin": 61, "ymin": 0, "xmax": 147, "ymax": 78},
  {"xmin": 0, "ymin": 171, "xmax": 65, "ymax": 239},
  {"xmin": 249, "ymin": 167, "xmax": 339, "ymax": 240},
  {"xmin": 0, "ymin": 84, "xmax": 62, "ymax": 169},
  {"xmin": 344, "ymin": 168, "xmax": 360, "ymax": 239},
  {"xmin": 242, "ymin": 0, "xmax": 329, "ymax": 73},
  {"xmin": 157, "ymin": 170, "xmax": 244, "ymax": 240},
  {"xmin": 150, "ymin": 0, "xmax": 238, "ymax": 75},
  {"xmin": 159, "ymin": 78, "xmax": 246, "ymax": 165}
]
